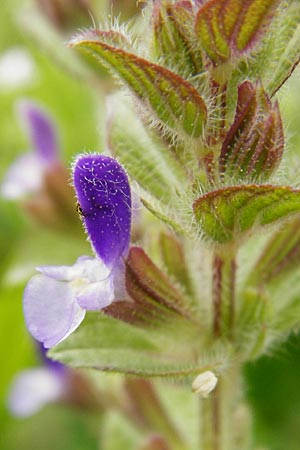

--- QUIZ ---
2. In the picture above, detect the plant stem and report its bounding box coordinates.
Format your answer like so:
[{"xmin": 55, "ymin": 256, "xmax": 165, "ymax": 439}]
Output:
[
  {"xmin": 199, "ymin": 366, "xmax": 244, "ymax": 450},
  {"xmin": 202, "ymin": 248, "xmax": 253, "ymax": 450},
  {"xmin": 123, "ymin": 378, "xmax": 188, "ymax": 450},
  {"xmin": 212, "ymin": 249, "xmax": 236, "ymax": 339}
]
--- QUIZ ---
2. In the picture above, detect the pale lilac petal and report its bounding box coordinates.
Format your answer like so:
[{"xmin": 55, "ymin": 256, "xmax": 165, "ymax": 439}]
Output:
[
  {"xmin": 73, "ymin": 154, "xmax": 131, "ymax": 268},
  {"xmin": 36, "ymin": 264, "xmax": 84, "ymax": 281},
  {"xmin": 1, "ymin": 152, "xmax": 44, "ymax": 199},
  {"xmin": 18, "ymin": 100, "xmax": 59, "ymax": 163},
  {"xmin": 8, "ymin": 368, "xmax": 64, "ymax": 417},
  {"xmin": 24, "ymin": 274, "xmax": 85, "ymax": 348},
  {"xmin": 60, "ymin": 306, "xmax": 86, "ymax": 341},
  {"xmin": 37, "ymin": 256, "xmax": 109, "ymax": 282},
  {"xmin": 78, "ymin": 257, "xmax": 111, "ymax": 282},
  {"xmin": 111, "ymin": 260, "xmax": 127, "ymax": 300},
  {"xmin": 76, "ymin": 278, "xmax": 114, "ymax": 310},
  {"xmin": 75, "ymin": 255, "xmax": 94, "ymax": 264}
]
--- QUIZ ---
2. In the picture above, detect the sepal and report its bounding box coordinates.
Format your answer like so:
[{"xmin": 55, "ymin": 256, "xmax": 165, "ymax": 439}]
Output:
[
  {"xmin": 219, "ymin": 81, "xmax": 284, "ymax": 181},
  {"xmin": 125, "ymin": 246, "xmax": 198, "ymax": 325},
  {"xmin": 152, "ymin": 0, "xmax": 203, "ymax": 75},
  {"xmin": 159, "ymin": 232, "xmax": 194, "ymax": 298}
]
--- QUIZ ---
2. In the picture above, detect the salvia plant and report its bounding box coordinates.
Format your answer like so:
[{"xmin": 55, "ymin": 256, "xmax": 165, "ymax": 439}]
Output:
[{"xmin": 21, "ymin": 0, "xmax": 300, "ymax": 448}]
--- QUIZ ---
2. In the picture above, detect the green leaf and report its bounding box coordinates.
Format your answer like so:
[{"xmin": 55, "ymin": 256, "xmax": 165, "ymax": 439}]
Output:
[
  {"xmin": 49, "ymin": 314, "xmax": 217, "ymax": 379},
  {"xmin": 195, "ymin": 0, "xmax": 281, "ymax": 65},
  {"xmin": 266, "ymin": 2, "xmax": 300, "ymax": 96},
  {"xmin": 236, "ymin": 288, "xmax": 271, "ymax": 359},
  {"xmin": 272, "ymin": 293, "xmax": 300, "ymax": 332},
  {"xmin": 69, "ymin": 32, "xmax": 207, "ymax": 139},
  {"xmin": 193, "ymin": 184, "xmax": 300, "ymax": 243},
  {"xmin": 140, "ymin": 196, "xmax": 188, "ymax": 237},
  {"xmin": 108, "ymin": 96, "xmax": 186, "ymax": 203},
  {"xmin": 246, "ymin": 1, "xmax": 300, "ymax": 96},
  {"xmin": 246, "ymin": 218, "xmax": 300, "ymax": 287}
]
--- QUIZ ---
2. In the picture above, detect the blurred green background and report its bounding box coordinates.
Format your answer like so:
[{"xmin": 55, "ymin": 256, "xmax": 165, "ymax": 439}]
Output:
[{"xmin": 1, "ymin": 1, "xmax": 300, "ymax": 449}]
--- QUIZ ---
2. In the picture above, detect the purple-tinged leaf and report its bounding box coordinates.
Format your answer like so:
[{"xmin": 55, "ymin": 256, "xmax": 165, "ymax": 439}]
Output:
[
  {"xmin": 72, "ymin": 28, "xmax": 132, "ymax": 50},
  {"xmin": 73, "ymin": 154, "xmax": 131, "ymax": 268},
  {"xmin": 195, "ymin": 0, "xmax": 281, "ymax": 65},
  {"xmin": 193, "ymin": 184, "xmax": 300, "ymax": 244},
  {"xmin": 219, "ymin": 81, "xmax": 284, "ymax": 180},
  {"xmin": 69, "ymin": 34, "xmax": 207, "ymax": 138}
]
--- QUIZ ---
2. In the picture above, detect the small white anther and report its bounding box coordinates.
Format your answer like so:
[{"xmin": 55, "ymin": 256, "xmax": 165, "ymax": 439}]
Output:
[{"xmin": 192, "ymin": 371, "xmax": 218, "ymax": 398}]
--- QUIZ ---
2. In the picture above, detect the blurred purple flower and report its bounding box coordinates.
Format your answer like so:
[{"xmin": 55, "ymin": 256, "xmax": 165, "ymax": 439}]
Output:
[
  {"xmin": 24, "ymin": 154, "xmax": 132, "ymax": 348},
  {"xmin": 8, "ymin": 344, "xmax": 66, "ymax": 417},
  {"xmin": 1, "ymin": 100, "xmax": 59, "ymax": 199},
  {"xmin": 8, "ymin": 368, "xmax": 65, "ymax": 417}
]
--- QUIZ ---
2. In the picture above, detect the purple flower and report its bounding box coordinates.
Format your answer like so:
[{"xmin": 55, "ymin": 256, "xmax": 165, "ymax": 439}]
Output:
[
  {"xmin": 8, "ymin": 344, "xmax": 66, "ymax": 417},
  {"xmin": 8, "ymin": 367, "xmax": 65, "ymax": 417},
  {"xmin": 73, "ymin": 154, "xmax": 131, "ymax": 267},
  {"xmin": 1, "ymin": 100, "xmax": 59, "ymax": 199},
  {"xmin": 24, "ymin": 154, "xmax": 131, "ymax": 348}
]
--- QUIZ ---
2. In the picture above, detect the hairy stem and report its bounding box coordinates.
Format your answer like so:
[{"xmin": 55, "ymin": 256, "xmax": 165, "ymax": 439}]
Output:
[
  {"xmin": 199, "ymin": 366, "xmax": 247, "ymax": 450},
  {"xmin": 212, "ymin": 249, "xmax": 236, "ymax": 339}
]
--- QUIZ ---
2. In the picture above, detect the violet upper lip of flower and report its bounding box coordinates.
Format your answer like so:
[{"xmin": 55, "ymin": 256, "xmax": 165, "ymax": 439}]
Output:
[
  {"xmin": 1, "ymin": 99, "xmax": 59, "ymax": 200},
  {"xmin": 23, "ymin": 154, "xmax": 132, "ymax": 348}
]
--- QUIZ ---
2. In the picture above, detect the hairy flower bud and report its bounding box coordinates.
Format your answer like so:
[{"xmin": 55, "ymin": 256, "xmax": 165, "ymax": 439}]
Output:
[{"xmin": 219, "ymin": 81, "xmax": 284, "ymax": 181}]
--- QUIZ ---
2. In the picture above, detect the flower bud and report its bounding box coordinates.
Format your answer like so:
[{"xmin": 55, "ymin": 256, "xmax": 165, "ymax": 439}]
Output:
[
  {"xmin": 219, "ymin": 81, "xmax": 284, "ymax": 181},
  {"xmin": 192, "ymin": 371, "xmax": 218, "ymax": 397}
]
